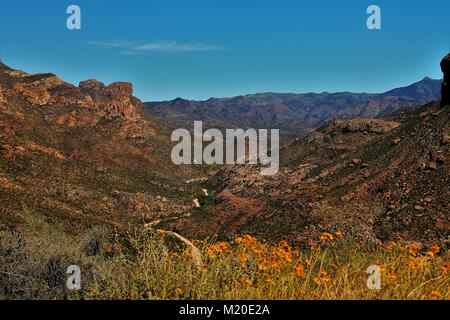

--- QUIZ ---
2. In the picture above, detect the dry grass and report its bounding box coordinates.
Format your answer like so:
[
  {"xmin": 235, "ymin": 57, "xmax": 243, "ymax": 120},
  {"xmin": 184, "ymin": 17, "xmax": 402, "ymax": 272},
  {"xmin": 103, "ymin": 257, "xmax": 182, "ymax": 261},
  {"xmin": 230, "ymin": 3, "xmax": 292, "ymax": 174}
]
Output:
[
  {"xmin": 0, "ymin": 205, "xmax": 109, "ymax": 299},
  {"xmin": 87, "ymin": 232, "xmax": 449, "ymax": 300},
  {"xmin": 1, "ymin": 209, "xmax": 448, "ymax": 300}
]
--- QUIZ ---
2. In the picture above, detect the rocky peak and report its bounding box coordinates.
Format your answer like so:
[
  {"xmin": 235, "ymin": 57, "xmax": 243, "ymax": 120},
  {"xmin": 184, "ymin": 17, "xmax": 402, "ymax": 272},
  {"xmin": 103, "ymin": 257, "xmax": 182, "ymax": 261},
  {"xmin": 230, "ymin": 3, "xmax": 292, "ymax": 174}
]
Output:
[
  {"xmin": 79, "ymin": 79, "xmax": 133, "ymax": 100},
  {"xmin": 26, "ymin": 73, "xmax": 65, "ymax": 88},
  {"xmin": 79, "ymin": 79, "xmax": 105, "ymax": 92},
  {"xmin": 79, "ymin": 79, "xmax": 142, "ymax": 121},
  {"xmin": 108, "ymin": 82, "xmax": 133, "ymax": 97},
  {"xmin": 441, "ymin": 54, "xmax": 450, "ymax": 80},
  {"xmin": 0, "ymin": 61, "xmax": 142, "ymax": 123}
]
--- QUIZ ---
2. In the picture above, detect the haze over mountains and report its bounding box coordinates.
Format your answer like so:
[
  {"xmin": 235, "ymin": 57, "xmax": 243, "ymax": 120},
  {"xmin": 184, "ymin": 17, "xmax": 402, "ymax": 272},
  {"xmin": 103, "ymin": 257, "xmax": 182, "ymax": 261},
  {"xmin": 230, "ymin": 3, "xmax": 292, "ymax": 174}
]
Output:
[{"xmin": 146, "ymin": 77, "xmax": 442, "ymax": 139}]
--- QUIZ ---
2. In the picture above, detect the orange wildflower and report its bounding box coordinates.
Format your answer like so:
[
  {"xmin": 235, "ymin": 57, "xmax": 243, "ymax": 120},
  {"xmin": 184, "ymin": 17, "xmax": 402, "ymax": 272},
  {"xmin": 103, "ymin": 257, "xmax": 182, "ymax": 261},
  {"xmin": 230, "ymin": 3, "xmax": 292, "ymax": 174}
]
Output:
[
  {"xmin": 313, "ymin": 277, "xmax": 321, "ymax": 286},
  {"xmin": 386, "ymin": 271, "xmax": 397, "ymax": 281},
  {"xmin": 319, "ymin": 268, "xmax": 331, "ymax": 283},
  {"xmin": 320, "ymin": 232, "xmax": 334, "ymax": 242},
  {"xmin": 430, "ymin": 290, "xmax": 443, "ymax": 300},
  {"xmin": 265, "ymin": 278, "xmax": 275, "ymax": 286},
  {"xmin": 258, "ymin": 259, "xmax": 269, "ymax": 272},
  {"xmin": 240, "ymin": 277, "xmax": 253, "ymax": 285},
  {"xmin": 427, "ymin": 245, "xmax": 440, "ymax": 258},
  {"xmin": 439, "ymin": 262, "xmax": 450, "ymax": 275},
  {"xmin": 408, "ymin": 243, "xmax": 421, "ymax": 257},
  {"xmin": 294, "ymin": 265, "xmax": 305, "ymax": 278}
]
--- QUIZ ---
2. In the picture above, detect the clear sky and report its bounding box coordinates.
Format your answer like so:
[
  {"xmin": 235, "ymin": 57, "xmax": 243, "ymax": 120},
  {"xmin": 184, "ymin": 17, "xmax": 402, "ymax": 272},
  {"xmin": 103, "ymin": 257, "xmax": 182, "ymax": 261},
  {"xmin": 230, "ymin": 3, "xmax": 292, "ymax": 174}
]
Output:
[{"xmin": 0, "ymin": 0, "xmax": 449, "ymax": 101}]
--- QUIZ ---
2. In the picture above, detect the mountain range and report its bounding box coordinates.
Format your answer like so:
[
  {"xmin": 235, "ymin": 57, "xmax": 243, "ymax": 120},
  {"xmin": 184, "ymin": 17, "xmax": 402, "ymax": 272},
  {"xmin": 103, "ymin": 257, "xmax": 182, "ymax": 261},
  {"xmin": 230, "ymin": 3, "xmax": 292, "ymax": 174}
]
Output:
[{"xmin": 146, "ymin": 77, "xmax": 442, "ymax": 139}]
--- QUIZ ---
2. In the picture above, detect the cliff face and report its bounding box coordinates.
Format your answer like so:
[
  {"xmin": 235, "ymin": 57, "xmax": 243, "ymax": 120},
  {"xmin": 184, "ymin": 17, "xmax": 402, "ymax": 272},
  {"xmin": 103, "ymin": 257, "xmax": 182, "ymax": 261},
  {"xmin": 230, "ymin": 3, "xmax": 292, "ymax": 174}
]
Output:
[
  {"xmin": 79, "ymin": 79, "xmax": 142, "ymax": 121},
  {"xmin": 0, "ymin": 63, "xmax": 142, "ymax": 125}
]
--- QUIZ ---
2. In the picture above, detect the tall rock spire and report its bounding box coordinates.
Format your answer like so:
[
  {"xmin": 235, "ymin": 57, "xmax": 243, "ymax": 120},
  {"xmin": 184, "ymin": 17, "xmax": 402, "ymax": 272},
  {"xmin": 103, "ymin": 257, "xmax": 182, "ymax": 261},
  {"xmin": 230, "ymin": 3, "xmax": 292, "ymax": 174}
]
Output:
[{"xmin": 441, "ymin": 53, "xmax": 450, "ymax": 106}]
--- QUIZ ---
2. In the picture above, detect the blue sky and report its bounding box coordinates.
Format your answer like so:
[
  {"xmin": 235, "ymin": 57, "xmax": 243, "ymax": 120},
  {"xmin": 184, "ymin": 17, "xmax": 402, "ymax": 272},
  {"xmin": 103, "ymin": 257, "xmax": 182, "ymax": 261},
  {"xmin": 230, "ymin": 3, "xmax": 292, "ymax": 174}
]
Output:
[{"xmin": 0, "ymin": 0, "xmax": 449, "ymax": 101}]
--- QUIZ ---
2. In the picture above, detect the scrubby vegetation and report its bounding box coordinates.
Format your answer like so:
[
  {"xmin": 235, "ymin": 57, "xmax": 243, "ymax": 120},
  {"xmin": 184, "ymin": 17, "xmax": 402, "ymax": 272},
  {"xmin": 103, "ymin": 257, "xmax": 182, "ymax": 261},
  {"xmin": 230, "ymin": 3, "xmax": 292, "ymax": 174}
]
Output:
[
  {"xmin": 0, "ymin": 205, "xmax": 109, "ymax": 299},
  {"xmin": 1, "ymin": 208, "xmax": 448, "ymax": 300}
]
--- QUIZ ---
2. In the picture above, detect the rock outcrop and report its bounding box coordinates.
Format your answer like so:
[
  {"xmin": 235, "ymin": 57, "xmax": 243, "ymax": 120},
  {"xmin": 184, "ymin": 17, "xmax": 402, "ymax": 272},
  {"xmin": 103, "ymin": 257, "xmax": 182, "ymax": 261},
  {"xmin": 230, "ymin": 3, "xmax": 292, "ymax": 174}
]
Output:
[
  {"xmin": 441, "ymin": 53, "xmax": 450, "ymax": 106},
  {"xmin": 79, "ymin": 80, "xmax": 143, "ymax": 121},
  {"xmin": 0, "ymin": 62, "xmax": 143, "ymax": 125},
  {"xmin": 324, "ymin": 118, "xmax": 400, "ymax": 134}
]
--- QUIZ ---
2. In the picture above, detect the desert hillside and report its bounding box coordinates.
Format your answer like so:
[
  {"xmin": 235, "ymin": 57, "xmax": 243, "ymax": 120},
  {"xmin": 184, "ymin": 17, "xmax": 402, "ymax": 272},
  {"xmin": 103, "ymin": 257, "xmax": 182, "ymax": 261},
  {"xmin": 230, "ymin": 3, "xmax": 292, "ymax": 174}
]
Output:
[
  {"xmin": 172, "ymin": 102, "xmax": 449, "ymax": 246},
  {"xmin": 0, "ymin": 62, "xmax": 200, "ymax": 231}
]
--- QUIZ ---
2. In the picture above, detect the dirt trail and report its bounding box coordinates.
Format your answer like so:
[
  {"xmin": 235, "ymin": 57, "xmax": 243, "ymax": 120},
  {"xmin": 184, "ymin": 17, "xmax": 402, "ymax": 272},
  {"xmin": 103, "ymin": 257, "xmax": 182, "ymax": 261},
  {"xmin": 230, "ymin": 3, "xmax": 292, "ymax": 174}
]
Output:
[
  {"xmin": 143, "ymin": 214, "xmax": 202, "ymax": 268},
  {"xmin": 143, "ymin": 212, "xmax": 192, "ymax": 228}
]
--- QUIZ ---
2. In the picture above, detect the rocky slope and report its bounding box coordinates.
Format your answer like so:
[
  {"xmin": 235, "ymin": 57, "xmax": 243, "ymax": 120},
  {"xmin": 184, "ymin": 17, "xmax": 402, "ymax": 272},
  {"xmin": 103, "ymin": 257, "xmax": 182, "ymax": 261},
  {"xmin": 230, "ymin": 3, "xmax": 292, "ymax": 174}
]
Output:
[
  {"xmin": 172, "ymin": 102, "xmax": 449, "ymax": 246},
  {"xmin": 146, "ymin": 78, "xmax": 442, "ymax": 140},
  {"xmin": 0, "ymin": 62, "xmax": 200, "ymax": 231}
]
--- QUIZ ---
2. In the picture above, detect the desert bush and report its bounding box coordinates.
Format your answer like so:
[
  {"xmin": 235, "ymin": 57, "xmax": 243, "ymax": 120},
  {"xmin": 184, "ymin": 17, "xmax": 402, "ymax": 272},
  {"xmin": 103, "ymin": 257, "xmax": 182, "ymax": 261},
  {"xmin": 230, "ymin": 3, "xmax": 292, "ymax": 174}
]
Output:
[{"xmin": 0, "ymin": 205, "xmax": 109, "ymax": 299}]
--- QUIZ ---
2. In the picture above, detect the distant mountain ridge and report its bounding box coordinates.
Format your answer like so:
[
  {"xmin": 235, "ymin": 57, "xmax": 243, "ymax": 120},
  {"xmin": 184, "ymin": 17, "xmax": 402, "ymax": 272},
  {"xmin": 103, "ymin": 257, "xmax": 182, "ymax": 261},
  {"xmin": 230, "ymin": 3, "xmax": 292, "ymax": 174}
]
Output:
[{"xmin": 145, "ymin": 77, "xmax": 442, "ymax": 139}]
